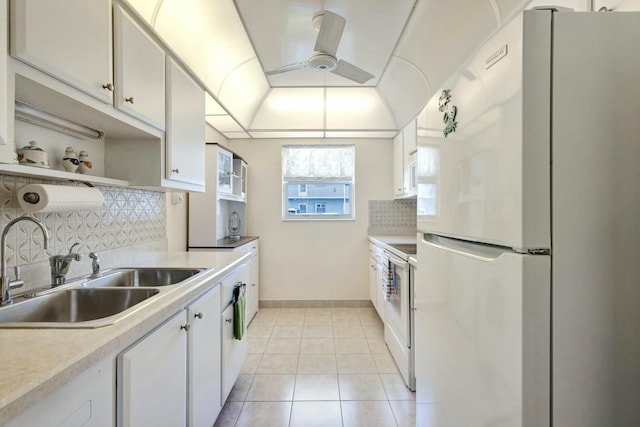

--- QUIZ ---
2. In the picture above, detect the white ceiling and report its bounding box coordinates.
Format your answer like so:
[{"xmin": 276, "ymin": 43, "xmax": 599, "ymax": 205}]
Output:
[{"xmin": 125, "ymin": 0, "xmax": 591, "ymax": 139}]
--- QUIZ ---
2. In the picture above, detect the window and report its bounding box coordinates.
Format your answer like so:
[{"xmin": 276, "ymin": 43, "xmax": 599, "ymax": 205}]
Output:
[{"xmin": 282, "ymin": 145, "xmax": 355, "ymax": 220}]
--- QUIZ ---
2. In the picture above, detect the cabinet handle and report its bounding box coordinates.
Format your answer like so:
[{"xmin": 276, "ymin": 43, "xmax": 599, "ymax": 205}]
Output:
[
  {"xmin": 194, "ymin": 312, "xmax": 203, "ymax": 319},
  {"xmin": 397, "ymin": 188, "xmax": 403, "ymax": 192},
  {"xmin": 251, "ymin": 283, "xmax": 256, "ymax": 287},
  {"xmin": 172, "ymin": 168, "xmax": 180, "ymax": 174},
  {"xmin": 102, "ymin": 83, "xmax": 114, "ymax": 91},
  {"xmin": 225, "ymin": 318, "xmax": 232, "ymax": 323},
  {"xmin": 125, "ymin": 96, "xmax": 135, "ymax": 104},
  {"xmin": 180, "ymin": 322, "xmax": 191, "ymax": 331}
]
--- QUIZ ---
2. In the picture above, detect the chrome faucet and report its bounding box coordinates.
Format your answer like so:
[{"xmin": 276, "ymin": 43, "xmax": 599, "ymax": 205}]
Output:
[
  {"xmin": 50, "ymin": 242, "xmax": 82, "ymax": 287},
  {"xmin": 89, "ymin": 252, "xmax": 101, "ymax": 277},
  {"xmin": 1, "ymin": 216, "xmax": 50, "ymax": 305}
]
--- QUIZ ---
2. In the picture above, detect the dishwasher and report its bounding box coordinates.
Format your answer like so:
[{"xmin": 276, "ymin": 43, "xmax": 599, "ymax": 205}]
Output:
[{"xmin": 220, "ymin": 264, "xmax": 249, "ymax": 405}]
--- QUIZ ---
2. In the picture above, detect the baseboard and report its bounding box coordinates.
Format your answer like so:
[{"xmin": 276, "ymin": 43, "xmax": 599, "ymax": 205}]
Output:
[{"xmin": 259, "ymin": 300, "xmax": 373, "ymax": 309}]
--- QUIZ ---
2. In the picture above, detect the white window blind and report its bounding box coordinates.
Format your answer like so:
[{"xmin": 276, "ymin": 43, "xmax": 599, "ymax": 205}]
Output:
[{"xmin": 282, "ymin": 145, "xmax": 355, "ymax": 180}]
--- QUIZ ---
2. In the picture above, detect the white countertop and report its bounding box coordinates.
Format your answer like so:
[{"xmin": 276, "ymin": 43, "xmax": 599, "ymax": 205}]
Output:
[
  {"xmin": 368, "ymin": 234, "xmax": 418, "ymax": 262},
  {"xmin": 368, "ymin": 234, "xmax": 417, "ymax": 245},
  {"xmin": 0, "ymin": 250, "xmax": 250, "ymax": 425}
]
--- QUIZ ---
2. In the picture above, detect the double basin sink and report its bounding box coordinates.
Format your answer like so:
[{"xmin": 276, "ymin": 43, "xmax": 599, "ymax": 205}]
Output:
[{"xmin": 0, "ymin": 268, "xmax": 208, "ymax": 328}]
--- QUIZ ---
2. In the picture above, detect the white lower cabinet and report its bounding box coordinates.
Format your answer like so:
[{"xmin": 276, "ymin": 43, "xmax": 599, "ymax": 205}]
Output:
[
  {"xmin": 188, "ymin": 285, "xmax": 222, "ymax": 427},
  {"xmin": 118, "ymin": 284, "xmax": 222, "ymax": 427},
  {"xmin": 220, "ymin": 264, "xmax": 249, "ymax": 404},
  {"xmin": 118, "ymin": 310, "xmax": 188, "ymax": 427},
  {"xmin": 369, "ymin": 244, "xmax": 379, "ymax": 315},
  {"xmin": 246, "ymin": 241, "xmax": 260, "ymax": 323},
  {"xmin": 5, "ymin": 357, "xmax": 115, "ymax": 427},
  {"xmin": 369, "ymin": 244, "xmax": 385, "ymax": 321}
]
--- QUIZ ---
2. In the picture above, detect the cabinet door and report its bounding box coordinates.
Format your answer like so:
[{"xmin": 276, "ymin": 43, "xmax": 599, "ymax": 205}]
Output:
[
  {"xmin": 114, "ymin": 4, "xmax": 165, "ymax": 130},
  {"xmin": 5, "ymin": 357, "xmax": 114, "ymax": 427},
  {"xmin": 118, "ymin": 311, "xmax": 188, "ymax": 427},
  {"xmin": 166, "ymin": 58, "xmax": 205, "ymax": 185},
  {"xmin": 240, "ymin": 160, "xmax": 248, "ymax": 199},
  {"xmin": 10, "ymin": 0, "xmax": 113, "ymax": 104},
  {"xmin": 221, "ymin": 302, "xmax": 247, "ymax": 403},
  {"xmin": 369, "ymin": 255, "xmax": 378, "ymax": 312},
  {"xmin": 217, "ymin": 148, "xmax": 233, "ymax": 194},
  {"xmin": 403, "ymin": 119, "xmax": 418, "ymax": 197},
  {"xmin": 188, "ymin": 285, "xmax": 222, "ymax": 427},
  {"xmin": 247, "ymin": 244, "xmax": 259, "ymax": 322},
  {"xmin": 393, "ymin": 132, "xmax": 405, "ymax": 197},
  {"xmin": 1, "ymin": 0, "xmax": 8, "ymax": 148}
]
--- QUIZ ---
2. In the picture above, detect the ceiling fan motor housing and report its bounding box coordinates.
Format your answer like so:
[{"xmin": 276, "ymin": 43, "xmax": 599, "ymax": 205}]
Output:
[{"xmin": 309, "ymin": 52, "xmax": 337, "ymax": 72}]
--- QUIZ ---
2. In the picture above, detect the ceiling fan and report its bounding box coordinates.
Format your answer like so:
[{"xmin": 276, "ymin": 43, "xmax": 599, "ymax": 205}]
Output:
[{"xmin": 265, "ymin": 10, "xmax": 375, "ymax": 84}]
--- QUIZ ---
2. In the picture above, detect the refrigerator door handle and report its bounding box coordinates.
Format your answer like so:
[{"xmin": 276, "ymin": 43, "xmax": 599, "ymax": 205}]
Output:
[{"xmin": 421, "ymin": 233, "xmax": 515, "ymax": 261}]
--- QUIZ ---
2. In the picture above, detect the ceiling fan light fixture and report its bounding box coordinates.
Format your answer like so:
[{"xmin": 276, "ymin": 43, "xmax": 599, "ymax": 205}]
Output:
[{"xmin": 308, "ymin": 52, "xmax": 337, "ymax": 72}]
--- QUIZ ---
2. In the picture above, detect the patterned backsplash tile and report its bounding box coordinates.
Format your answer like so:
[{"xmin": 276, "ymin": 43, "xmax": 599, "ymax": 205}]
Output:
[
  {"xmin": 0, "ymin": 174, "xmax": 166, "ymax": 268},
  {"xmin": 368, "ymin": 199, "xmax": 417, "ymax": 235}
]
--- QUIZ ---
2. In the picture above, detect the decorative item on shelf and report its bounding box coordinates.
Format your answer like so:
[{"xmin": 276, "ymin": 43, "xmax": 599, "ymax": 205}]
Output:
[
  {"xmin": 77, "ymin": 151, "xmax": 93, "ymax": 174},
  {"xmin": 228, "ymin": 211, "xmax": 241, "ymax": 239},
  {"xmin": 17, "ymin": 140, "xmax": 50, "ymax": 168},
  {"xmin": 61, "ymin": 146, "xmax": 80, "ymax": 172}
]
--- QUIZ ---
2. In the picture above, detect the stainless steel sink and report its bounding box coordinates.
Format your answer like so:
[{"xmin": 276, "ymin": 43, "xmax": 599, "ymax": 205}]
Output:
[
  {"xmin": 0, "ymin": 288, "xmax": 159, "ymax": 328},
  {"xmin": 83, "ymin": 267, "xmax": 205, "ymax": 288}
]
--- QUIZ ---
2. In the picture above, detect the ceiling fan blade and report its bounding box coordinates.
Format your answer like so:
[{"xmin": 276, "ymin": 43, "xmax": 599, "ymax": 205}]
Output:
[
  {"xmin": 331, "ymin": 59, "xmax": 375, "ymax": 84},
  {"xmin": 314, "ymin": 10, "xmax": 345, "ymax": 57},
  {"xmin": 265, "ymin": 61, "xmax": 309, "ymax": 76}
]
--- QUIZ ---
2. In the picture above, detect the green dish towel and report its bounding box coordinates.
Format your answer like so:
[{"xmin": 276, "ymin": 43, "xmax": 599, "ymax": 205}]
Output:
[{"xmin": 233, "ymin": 289, "xmax": 245, "ymax": 340}]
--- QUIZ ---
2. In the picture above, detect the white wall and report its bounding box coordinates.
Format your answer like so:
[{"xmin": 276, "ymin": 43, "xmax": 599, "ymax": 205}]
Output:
[
  {"xmin": 229, "ymin": 138, "xmax": 392, "ymax": 302},
  {"xmin": 166, "ymin": 192, "xmax": 187, "ymax": 251},
  {"xmin": 594, "ymin": 0, "xmax": 639, "ymax": 10}
]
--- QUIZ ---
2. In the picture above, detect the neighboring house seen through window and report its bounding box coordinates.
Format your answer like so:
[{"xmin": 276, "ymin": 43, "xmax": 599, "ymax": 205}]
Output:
[{"xmin": 282, "ymin": 145, "xmax": 355, "ymax": 220}]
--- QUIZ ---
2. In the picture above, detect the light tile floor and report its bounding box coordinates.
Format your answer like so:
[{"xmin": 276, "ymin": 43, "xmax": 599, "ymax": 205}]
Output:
[{"xmin": 214, "ymin": 307, "xmax": 416, "ymax": 427}]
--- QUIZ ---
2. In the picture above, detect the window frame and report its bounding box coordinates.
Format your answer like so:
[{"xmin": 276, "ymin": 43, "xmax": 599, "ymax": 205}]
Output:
[{"xmin": 282, "ymin": 145, "xmax": 355, "ymax": 221}]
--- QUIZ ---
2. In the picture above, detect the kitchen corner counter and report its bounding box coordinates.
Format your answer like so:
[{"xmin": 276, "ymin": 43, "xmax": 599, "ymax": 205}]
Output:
[
  {"xmin": 190, "ymin": 236, "xmax": 259, "ymax": 250},
  {"xmin": 0, "ymin": 250, "xmax": 251, "ymax": 426},
  {"xmin": 368, "ymin": 234, "xmax": 417, "ymax": 246}
]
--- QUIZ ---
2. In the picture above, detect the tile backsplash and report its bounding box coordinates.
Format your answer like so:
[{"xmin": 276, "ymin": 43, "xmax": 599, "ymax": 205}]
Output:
[
  {"xmin": 368, "ymin": 199, "xmax": 417, "ymax": 235},
  {"xmin": 0, "ymin": 174, "xmax": 167, "ymax": 289}
]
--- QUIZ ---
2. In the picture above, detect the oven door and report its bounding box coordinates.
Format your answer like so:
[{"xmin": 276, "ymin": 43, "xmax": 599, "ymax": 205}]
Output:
[
  {"xmin": 386, "ymin": 254, "xmax": 409, "ymax": 341},
  {"xmin": 384, "ymin": 252, "xmax": 412, "ymax": 387}
]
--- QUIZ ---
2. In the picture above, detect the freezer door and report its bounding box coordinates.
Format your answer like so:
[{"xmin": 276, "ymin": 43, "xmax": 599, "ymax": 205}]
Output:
[
  {"xmin": 416, "ymin": 11, "xmax": 551, "ymax": 250},
  {"xmin": 415, "ymin": 234, "xmax": 550, "ymax": 427}
]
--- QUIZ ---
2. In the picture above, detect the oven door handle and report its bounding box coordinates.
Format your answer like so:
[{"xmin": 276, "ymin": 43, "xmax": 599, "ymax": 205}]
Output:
[{"xmin": 388, "ymin": 257, "xmax": 409, "ymax": 269}]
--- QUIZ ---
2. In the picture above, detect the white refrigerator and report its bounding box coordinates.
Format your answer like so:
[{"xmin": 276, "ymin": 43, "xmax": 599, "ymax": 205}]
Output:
[{"xmin": 415, "ymin": 9, "xmax": 640, "ymax": 427}]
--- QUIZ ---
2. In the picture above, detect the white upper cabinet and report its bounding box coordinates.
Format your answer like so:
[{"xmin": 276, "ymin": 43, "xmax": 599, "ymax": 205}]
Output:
[
  {"xmin": 393, "ymin": 118, "xmax": 418, "ymax": 199},
  {"xmin": 10, "ymin": 0, "xmax": 114, "ymax": 104},
  {"xmin": 403, "ymin": 118, "xmax": 417, "ymax": 197},
  {"xmin": 393, "ymin": 132, "xmax": 405, "ymax": 197},
  {"xmin": 114, "ymin": 4, "xmax": 165, "ymax": 130},
  {"xmin": 166, "ymin": 58, "xmax": 205, "ymax": 186},
  {"xmin": 1, "ymin": 0, "xmax": 8, "ymax": 148}
]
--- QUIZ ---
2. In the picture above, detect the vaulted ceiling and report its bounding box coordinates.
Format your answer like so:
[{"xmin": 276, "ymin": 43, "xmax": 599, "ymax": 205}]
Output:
[{"xmin": 124, "ymin": 0, "xmax": 585, "ymax": 139}]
